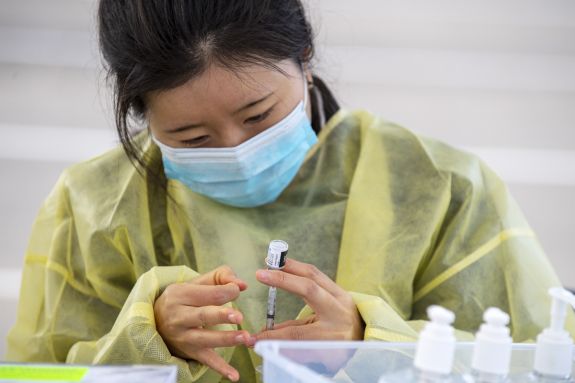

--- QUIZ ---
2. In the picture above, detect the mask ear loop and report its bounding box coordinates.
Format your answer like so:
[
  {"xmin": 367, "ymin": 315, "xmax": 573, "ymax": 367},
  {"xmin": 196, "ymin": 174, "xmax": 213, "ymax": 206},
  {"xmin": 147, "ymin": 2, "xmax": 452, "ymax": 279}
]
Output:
[
  {"xmin": 301, "ymin": 63, "xmax": 326, "ymax": 129},
  {"xmin": 301, "ymin": 65, "xmax": 309, "ymax": 109},
  {"xmin": 312, "ymin": 84, "xmax": 326, "ymax": 128}
]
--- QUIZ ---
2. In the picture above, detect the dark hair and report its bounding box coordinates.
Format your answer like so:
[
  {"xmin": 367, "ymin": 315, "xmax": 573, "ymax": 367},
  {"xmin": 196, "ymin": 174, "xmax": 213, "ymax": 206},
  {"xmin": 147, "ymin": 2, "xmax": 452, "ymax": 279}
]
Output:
[{"xmin": 98, "ymin": 0, "xmax": 340, "ymax": 179}]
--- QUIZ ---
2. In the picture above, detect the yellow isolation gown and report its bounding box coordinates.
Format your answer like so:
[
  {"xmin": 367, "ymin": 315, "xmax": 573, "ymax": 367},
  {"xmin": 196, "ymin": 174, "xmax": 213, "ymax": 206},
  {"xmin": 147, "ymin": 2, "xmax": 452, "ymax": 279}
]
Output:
[{"xmin": 7, "ymin": 109, "xmax": 573, "ymax": 382}]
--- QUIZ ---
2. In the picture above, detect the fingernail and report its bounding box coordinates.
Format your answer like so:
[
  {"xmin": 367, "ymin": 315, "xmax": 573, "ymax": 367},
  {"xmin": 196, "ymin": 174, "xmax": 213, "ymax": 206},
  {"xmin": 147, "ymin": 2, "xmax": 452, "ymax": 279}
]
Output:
[
  {"xmin": 248, "ymin": 335, "xmax": 257, "ymax": 346},
  {"xmin": 227, "ymin": 372, "xmax": 238, "ymax": 382},
  {"xmin": 228, "ymin": 313, "xmax": 236, "ymax": 323},
  {"xmin": 234, "ymin": 334, "xmax": 246, "ymax": 343},
  {"xmin": 257, "ymin": 270, "xmax": 270, "ymax": 282}
]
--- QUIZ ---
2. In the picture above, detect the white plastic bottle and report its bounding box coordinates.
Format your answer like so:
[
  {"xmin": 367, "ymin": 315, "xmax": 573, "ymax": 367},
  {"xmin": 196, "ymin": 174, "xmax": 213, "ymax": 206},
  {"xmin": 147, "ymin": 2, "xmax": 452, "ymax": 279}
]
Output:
[
  {"xmin": 463, "ymin": 307, "xmax": 512, "ymax": 383},
  {"xmin": 515, "ymin": 288, "xmax": 575, "ymax": 382},
  {"xmin": 378, "ymin": 305, "xmax": 460, "ymax": 383}
]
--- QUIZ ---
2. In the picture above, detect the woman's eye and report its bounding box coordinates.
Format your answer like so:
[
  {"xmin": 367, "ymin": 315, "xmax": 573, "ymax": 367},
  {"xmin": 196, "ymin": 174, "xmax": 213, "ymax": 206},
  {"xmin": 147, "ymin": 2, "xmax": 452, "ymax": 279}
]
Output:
[
  {"xmin": 244, "ymin": 108, "xmax": 273, "ymax": 124},
  {"xmin": 181, "ymin": 135, "xmax": 209, "ymax": 147}
]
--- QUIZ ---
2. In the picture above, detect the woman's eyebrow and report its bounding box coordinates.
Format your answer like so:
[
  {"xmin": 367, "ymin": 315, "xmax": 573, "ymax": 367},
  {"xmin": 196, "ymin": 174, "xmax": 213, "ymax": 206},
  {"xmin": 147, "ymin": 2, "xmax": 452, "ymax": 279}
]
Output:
[
  {"xmin": 167, "ymin": 92, "xmax": 275, "ymax": 133},
  {"xmin": 167, "ymin": 122, "xmax": 203, "ymax": 134},
  {"xmin": 234, "ymin": 92, "xmax": 274, "ymax": 114}
]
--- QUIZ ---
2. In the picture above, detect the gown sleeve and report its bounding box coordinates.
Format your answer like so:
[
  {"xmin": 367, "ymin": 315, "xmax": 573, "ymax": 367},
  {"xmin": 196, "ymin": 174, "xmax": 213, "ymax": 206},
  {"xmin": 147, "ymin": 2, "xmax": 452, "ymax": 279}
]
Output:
[
  {"xmin": 333, "ymin": 116, "xmax": 574, "ymax": 343},
  {"xmin": 408, "ymin": 140, "xmax": 575, "ymax": 342},
  {"xmin": 6, "ymin": 171, "xmax": 234, "ymax": 383}
]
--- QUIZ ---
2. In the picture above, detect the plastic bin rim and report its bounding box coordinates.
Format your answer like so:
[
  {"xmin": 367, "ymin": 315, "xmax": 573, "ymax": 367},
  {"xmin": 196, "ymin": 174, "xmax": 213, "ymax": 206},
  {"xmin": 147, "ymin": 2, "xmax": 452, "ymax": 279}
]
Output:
[{"xmin": 255, "ymin": 340, "xmax": 540, "ymax": 354}]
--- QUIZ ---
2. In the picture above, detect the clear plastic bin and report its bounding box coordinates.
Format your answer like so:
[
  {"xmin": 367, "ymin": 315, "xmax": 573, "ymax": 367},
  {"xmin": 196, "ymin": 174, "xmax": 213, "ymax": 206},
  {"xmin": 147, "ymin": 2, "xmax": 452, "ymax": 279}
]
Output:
[{"xmin": 255, "ymin": 341, "xmax": 575, "ymax": 383}]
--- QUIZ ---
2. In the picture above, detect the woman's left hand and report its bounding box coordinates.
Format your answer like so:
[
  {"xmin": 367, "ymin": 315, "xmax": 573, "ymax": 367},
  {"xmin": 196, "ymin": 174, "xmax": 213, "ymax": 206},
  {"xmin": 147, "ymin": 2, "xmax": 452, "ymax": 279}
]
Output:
[{"xmin": 254, "ymin": 258, "xmax": 364, "ymax": 342}]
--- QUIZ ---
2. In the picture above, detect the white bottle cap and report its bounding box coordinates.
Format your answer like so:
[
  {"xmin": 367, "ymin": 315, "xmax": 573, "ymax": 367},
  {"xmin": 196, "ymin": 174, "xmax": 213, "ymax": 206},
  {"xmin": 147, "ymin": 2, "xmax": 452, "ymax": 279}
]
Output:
[
  {"xmin": 534, "ymin": 288, "xmax": 575, "ymax": 378},
  {"xmin": 472, "ymin": 307, "xmax": 512, "ymax": 375},
  {"xmin": 414, "ymin": 305, "xmax": 456, "ymax": 375}
]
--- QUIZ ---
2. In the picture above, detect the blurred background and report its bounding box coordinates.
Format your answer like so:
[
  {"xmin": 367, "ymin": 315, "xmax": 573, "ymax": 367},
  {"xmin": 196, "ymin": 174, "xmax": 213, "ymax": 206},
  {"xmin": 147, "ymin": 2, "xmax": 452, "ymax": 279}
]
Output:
[{"xmin": 0, "ymin": 0, "xmax": 574, "ymax": 358}]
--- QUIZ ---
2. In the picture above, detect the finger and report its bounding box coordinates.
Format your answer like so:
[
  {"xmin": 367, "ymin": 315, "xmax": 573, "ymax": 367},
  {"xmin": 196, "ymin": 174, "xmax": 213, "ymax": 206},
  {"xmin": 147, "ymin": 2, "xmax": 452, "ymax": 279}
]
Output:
[
  {"xmin": 184, "ymin": 329, "xmax": 254, "ymax": 348},
  {"xmin": 255, "ymin": 324, "xmax": 324, "ymax": 342},
  {"xmin": 182, "ymin": 306, "xmax": 243, "ymax": 328},
  {"xmin": 282, "ymin": 258, "xmax": 347, "ymax": 299},
  {"xmin": 193, "ymin": 349, "xmax": 240, "ymax": 382},
  {"xmin": 170, "ymin": 283, "xmax": 241, "ymax": 307},
  {"xmin": 256, "ymin": 269, "xmax": 340, "ymax": 317},
  {"xmin": 193, "ymin": 265, "xmax": 248, "ymax": 291},
  {"xmin": 156, "ymin": 304, "xmax": 243, "ymax": 333},
  {"xmin": 250, "ymin": 319, "xmax": 311, "ymax": 343},
  {"xmin": 268, "ymin": 317, "xmax": 314, "ymax": 331}
]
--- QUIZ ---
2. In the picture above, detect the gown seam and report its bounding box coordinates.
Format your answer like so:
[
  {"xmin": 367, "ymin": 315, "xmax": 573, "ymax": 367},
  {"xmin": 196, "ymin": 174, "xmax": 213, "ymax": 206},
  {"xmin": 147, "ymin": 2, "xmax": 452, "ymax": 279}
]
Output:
[{"xmin": 413, "ymin": 228, "xmax": 536, "ymax": 303}]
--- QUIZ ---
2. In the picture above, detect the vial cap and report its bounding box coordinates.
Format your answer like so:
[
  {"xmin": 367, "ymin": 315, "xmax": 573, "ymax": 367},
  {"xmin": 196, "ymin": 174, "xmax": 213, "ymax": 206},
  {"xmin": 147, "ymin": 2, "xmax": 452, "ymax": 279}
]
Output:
[
  {"xmin": 428, "ymin": 305, "xmax": 455, "ymax": 326},
  {"xmin": 483, "ymin": 307, "xmax": 510, "ymax": 327},
  {"xmin": 265, "ymin": 240, "xmax": 288, "ymax": 269}
]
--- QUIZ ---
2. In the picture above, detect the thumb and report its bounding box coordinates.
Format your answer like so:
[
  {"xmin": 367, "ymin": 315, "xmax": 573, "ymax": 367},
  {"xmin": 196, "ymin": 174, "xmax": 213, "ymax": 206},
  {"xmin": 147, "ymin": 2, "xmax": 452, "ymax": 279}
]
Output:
[{"xmin": 194, "ymin": 265, "xmax": 248, "ymax": 291}]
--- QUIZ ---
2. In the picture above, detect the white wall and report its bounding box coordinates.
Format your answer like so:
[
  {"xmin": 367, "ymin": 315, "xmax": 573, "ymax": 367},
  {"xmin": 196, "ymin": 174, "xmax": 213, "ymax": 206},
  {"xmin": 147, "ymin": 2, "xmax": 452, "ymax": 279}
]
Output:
[{"xmin": 1, "ymin": 0, "xmax": 574, "ymax": 359}]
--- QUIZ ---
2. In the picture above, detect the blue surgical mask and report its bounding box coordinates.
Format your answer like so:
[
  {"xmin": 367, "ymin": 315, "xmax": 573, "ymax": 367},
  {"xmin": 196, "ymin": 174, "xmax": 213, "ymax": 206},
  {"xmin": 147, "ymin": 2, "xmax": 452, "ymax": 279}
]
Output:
[{"xmin": 153, "ymin": 74, "xmax": 317, "ymax": 208}]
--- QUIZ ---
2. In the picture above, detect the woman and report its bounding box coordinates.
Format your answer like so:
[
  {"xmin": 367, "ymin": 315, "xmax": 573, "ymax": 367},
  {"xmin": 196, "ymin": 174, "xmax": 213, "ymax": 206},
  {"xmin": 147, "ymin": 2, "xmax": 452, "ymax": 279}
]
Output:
[{"xmin": 7, "ymin": 1, "xmax": 573, "ymax": 382}]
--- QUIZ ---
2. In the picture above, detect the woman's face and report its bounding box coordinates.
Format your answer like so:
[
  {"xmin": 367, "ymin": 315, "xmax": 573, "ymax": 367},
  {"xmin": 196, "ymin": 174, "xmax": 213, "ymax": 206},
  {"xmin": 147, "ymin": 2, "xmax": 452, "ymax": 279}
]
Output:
[{"xmin": 147, "ymin": 60, "xmax": 312, "ymax": 149}]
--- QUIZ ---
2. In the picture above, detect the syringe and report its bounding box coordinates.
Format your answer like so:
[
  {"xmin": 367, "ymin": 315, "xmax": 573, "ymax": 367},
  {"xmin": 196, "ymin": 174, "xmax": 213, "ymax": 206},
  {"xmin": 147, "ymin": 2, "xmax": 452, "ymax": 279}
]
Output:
[{"xmin": 265, "ymin": 240, "xmax": 289, "ymax": 330}]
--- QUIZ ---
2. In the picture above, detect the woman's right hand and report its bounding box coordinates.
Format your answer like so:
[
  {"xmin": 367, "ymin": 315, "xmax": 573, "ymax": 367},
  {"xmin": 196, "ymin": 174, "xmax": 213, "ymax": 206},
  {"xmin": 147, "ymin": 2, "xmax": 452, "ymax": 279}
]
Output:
[{"xmin": 154, "ymin": 265, "xmax": 254, "ymax": 382}]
